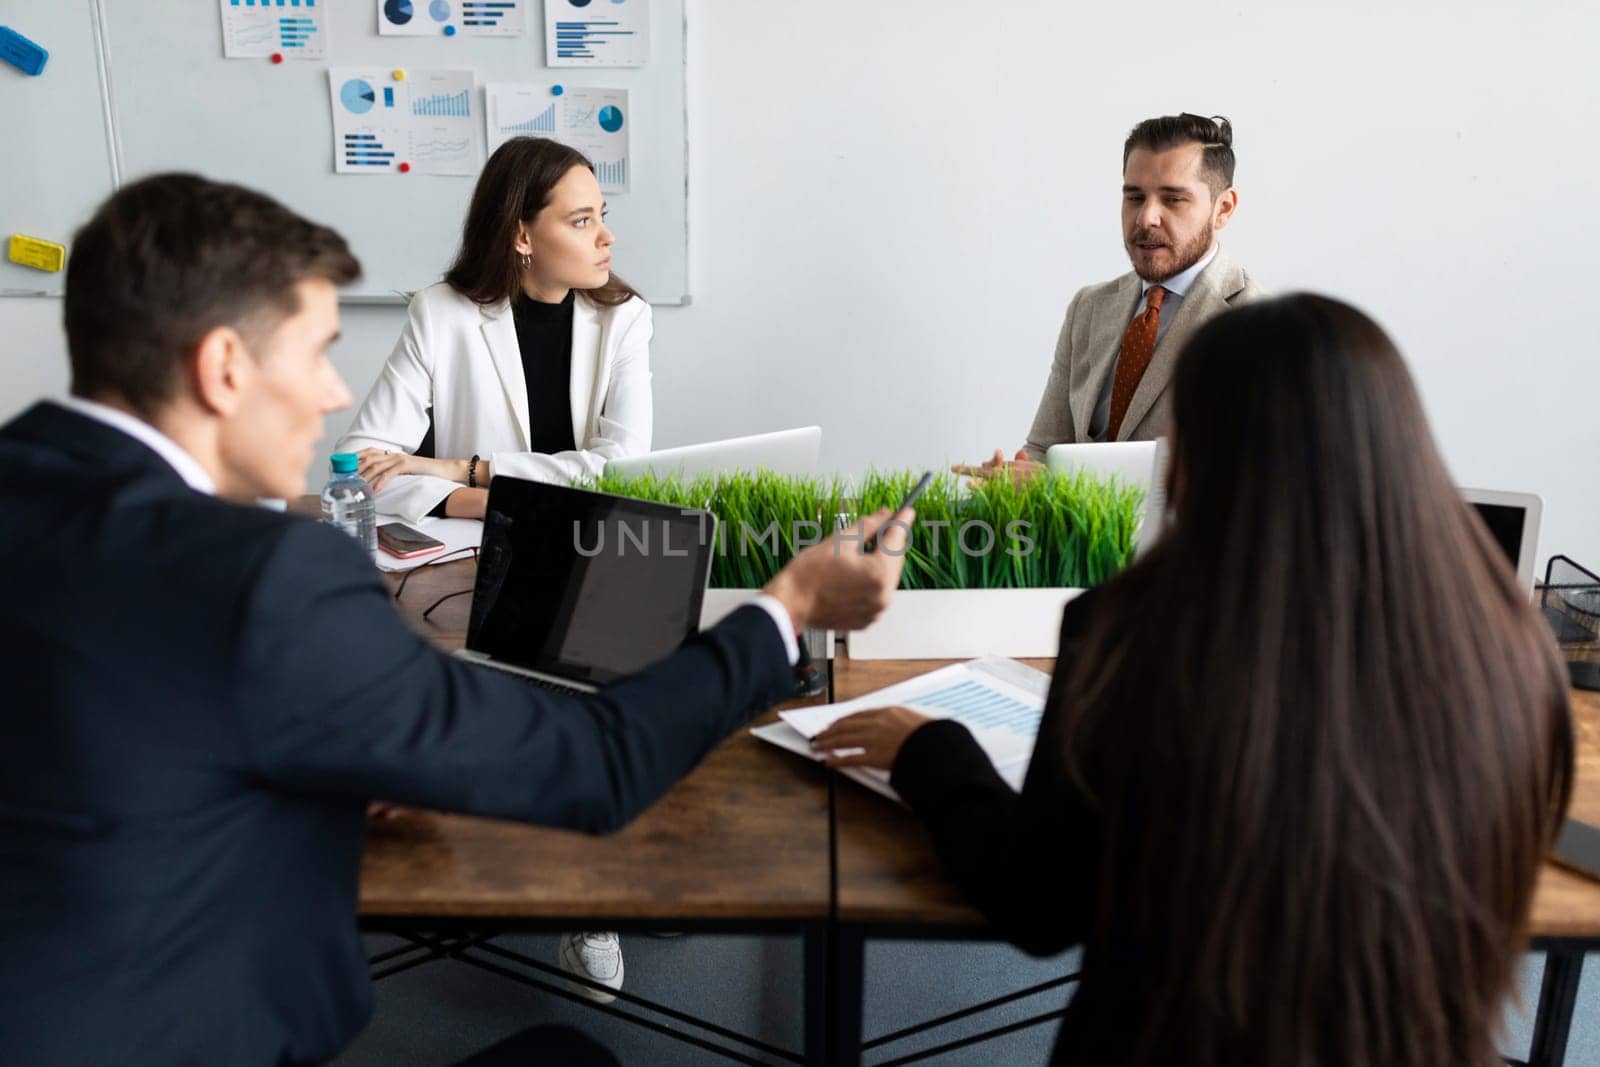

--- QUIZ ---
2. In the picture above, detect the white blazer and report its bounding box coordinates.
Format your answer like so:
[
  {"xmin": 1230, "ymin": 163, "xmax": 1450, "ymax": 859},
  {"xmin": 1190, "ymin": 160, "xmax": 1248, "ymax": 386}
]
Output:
[{"xmin": 337, "ymin": 281, "xmax": 653, "ymax": 523}]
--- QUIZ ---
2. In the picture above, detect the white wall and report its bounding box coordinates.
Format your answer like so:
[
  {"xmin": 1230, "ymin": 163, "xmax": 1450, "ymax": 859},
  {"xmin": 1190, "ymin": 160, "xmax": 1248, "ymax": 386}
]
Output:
[{"xmin": 4, "ymin": 0, "xmax": 1596, "ymax": 566}]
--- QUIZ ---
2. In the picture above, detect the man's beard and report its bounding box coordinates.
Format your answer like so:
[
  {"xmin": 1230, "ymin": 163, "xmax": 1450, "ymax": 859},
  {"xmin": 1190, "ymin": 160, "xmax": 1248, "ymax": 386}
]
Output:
[{"xmin": 1126, "ymin": 222, "xmax": 1213, "ymax": 283}]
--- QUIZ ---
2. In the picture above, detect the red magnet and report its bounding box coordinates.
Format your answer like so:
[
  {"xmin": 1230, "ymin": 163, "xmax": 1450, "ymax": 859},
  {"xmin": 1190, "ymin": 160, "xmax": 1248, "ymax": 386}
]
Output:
[
  {"xmin": 398, "ymin": 162, "xmax": 412, "ymax": 174},
  {"xmin": 270, "ymin": 52, "xmax": 284, "ymax": 64}
]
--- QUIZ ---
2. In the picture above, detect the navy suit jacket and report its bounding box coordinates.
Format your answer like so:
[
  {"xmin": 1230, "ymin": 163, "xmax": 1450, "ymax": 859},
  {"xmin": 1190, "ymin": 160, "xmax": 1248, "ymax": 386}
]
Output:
[{"xmin": 0, "ymin": 402, "xmax": 793, "ymax": 1066}]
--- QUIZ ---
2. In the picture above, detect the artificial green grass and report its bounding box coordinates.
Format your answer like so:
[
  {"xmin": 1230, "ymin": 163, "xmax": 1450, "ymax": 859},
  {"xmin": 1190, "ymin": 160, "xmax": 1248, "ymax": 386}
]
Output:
[{"xmin": 585, "ymin": 469, "xmax": 1144, "ymax": 590}]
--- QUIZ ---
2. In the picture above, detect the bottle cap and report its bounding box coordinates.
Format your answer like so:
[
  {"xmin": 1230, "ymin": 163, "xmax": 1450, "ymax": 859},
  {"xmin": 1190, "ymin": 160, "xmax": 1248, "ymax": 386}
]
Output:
[{"xmin": 331, "ymin": 452, "xmax": 359, "ymax": 473}]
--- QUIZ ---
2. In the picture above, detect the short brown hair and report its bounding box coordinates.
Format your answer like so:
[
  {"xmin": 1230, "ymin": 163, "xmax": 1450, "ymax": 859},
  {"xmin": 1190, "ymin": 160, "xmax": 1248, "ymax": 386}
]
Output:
[
  {"xmin": 64, "ymin": 173, "xmax": 361, "ymax": 418},
  {"xmin": 1123, "ymin": 113, "xmax": 1235, "ymax": 195}
]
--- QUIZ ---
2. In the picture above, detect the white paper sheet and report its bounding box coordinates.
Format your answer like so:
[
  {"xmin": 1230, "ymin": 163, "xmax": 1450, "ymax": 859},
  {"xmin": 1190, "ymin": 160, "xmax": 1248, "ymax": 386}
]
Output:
[
  {"xmin": 219, "ymin": 0, "xmax": 328, "ymax": 60},
  {"xmin": 379, "ymin": 0, "xmax": 529, "ymax": 37},
  {"xmin": 485, "ymin": 84, "xmax": 631, "ymax": 193},
  {"xmin": 544, "ymin": 0, "xmax": 650, "ymax": 68},
  {"xmin": 757, "ymin": 658, "xmax": 1052, "ymax": 801},
  {"xmin": 329, "ymin": 68, "xmax": 481, "ymax": 176}
]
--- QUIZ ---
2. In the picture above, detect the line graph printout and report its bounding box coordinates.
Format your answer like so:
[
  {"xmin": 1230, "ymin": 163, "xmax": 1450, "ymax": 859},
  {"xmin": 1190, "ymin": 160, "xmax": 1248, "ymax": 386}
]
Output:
[
  {"xmin": 330, "ymin": 69, "xmax": 481, "ymax": 175},
  {"xmin": 220, "ymin": 0, "xmax": 329, "ymax": 59},
  {"xmin": 486, "ymin": 85, "xmax": 630, "ymax": 192}
]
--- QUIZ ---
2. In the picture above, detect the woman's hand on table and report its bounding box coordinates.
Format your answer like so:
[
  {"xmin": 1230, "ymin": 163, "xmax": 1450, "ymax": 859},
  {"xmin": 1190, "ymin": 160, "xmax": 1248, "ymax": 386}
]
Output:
[{"xmin": 812, "ymin": 706, "xmax": 934, "ymax": 770}]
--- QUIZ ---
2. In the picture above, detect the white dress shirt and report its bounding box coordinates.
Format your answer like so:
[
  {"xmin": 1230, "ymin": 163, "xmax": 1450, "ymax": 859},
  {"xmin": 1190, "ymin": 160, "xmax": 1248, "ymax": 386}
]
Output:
[
  {"xmin": 1088, "ymin": 242, "xmax": 1220, "ymax": 441},
  {"xmin": 55, "ymin": 396, "xmax": 217, "ymax": 495}
]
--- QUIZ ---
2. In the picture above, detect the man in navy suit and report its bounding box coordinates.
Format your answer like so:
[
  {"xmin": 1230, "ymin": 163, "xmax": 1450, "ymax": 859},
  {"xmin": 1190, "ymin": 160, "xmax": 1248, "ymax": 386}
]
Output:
[{"xmin": 0, "ymin": 174, "xmax": 910, "ymax": 1066}]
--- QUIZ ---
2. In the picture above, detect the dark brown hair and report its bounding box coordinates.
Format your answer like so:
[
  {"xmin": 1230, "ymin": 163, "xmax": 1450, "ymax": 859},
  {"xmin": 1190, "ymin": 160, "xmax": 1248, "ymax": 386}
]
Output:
[
  {"xmin": 1123, "ymin": 113, "xmax": 1235, "ymax": 195},
  {"xmin": 1062, "ymin": 294, "xmax": 1572, "ymax": 1066},
  {"xmin": 444, "ymin": 136, "xmax": 639, "ymax": 308},
  {"xmin": 64, "ymin": 173, "xmax": 360, "ymax": 418}
]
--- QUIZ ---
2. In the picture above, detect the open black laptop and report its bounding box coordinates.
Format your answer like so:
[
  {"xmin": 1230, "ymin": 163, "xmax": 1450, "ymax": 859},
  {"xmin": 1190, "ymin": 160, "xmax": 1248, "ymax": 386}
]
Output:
[{"xmin": 455, "ymin": 478, "xmax": 717, "ymax": 694}]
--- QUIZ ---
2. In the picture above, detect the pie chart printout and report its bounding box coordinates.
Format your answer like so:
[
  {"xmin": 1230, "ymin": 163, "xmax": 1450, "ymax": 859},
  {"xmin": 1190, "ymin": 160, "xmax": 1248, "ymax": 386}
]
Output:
[
  {"xmin": 340, "ymin": 79, "xmax": 377, "ymax": 115},
  {"xmin": 384, "ymin": 0, "xmax": 415, "ymax": 26}
]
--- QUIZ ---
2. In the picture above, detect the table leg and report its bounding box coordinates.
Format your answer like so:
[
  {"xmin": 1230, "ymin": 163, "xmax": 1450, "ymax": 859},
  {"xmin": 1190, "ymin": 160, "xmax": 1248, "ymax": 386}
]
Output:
[
  {"xmin": 827, "ymin": 924, "xmax": 866, "ymax": 1067},
  {"xmin": 803, "ymin": 920, "xmax": 827, "ymax": 1067},
  {"xmin": 1528, "ymin": 945, "xmax": 1584, "ymax": 1067}
]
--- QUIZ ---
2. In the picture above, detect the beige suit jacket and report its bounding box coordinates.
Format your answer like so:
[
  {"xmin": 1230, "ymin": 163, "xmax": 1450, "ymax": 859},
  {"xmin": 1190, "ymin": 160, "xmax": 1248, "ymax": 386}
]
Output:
[{"xmin": 1023, "ymin": 249, "xmax": 1264, "ymax": 456}]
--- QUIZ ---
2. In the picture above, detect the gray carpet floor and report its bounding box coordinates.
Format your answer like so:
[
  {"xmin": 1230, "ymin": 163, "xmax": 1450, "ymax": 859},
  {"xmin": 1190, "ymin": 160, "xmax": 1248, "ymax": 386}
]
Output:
[{"xmin": 333, "ymin": 936, "xmax": 1599, "ymax": 1065}]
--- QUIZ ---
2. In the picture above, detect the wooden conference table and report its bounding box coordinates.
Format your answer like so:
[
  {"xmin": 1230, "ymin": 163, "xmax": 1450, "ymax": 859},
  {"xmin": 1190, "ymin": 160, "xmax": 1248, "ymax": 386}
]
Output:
[{"xmin": 361, "ymin": 554, "xmax": 1600, "ymax": 1066}]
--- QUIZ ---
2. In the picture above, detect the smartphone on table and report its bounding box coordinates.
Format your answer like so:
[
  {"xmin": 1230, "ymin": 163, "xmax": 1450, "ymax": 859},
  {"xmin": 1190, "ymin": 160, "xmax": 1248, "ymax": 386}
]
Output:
[{"xmin": 376, "ymin": 521, "xmax": 446, "ymax": 560}]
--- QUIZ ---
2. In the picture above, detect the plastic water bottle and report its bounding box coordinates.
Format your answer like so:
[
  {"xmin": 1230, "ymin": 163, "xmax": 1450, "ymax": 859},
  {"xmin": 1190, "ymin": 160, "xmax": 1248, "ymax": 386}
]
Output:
[{"xmin": 320, "ymin": 452, "xmax": 377, "ymax": 558}]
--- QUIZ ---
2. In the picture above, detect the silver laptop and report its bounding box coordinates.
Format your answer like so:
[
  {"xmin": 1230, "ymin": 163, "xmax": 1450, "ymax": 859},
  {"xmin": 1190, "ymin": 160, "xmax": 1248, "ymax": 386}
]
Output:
[
  {"xmin": 604, "ymin": 426, "xmax": 821, "ymax": 480},
  {"xmin": 1045, "ymin": 440, "xmax": 1170, "ymax": 557},
  {"xmin": 454, "ymin": 478, "xmax": 717, "ymax": 693},
  {"xmin": 1461, "ymin": 487, "xmax": 1542, "ymax": 596}
]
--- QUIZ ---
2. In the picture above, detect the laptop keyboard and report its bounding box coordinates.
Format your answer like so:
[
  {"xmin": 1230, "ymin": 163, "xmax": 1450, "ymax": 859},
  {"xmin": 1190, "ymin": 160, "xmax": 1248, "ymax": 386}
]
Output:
[{"xmin": 471, "ymin": 658, "xmax": 590, "ymax": 697}]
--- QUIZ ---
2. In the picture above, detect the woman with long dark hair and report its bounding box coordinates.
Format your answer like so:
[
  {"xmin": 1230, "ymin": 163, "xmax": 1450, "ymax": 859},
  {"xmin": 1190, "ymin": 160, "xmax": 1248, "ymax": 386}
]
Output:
[
  {"xmin": 339, "ymin": 137, "xmax": 651, "ymax": 523},
  {"xmin": 338, "ymin": 138, "xmax": 648, "ymax": 998},
  {"xmin": 815, "ymin": 294, "xmax": 1573, "ymax": 1065}
]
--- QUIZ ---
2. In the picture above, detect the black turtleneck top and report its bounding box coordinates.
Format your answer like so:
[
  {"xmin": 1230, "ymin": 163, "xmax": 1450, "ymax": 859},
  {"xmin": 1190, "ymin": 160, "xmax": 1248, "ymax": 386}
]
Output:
[{"xmin": 420, "ymin": 289, "xmax": 578, "ymax": 515}]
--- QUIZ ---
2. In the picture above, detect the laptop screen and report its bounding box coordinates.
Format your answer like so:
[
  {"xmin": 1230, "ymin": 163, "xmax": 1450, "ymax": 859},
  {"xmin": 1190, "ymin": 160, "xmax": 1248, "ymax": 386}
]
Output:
[
  {"xmin": 467, "ymin": 479, "xmax": 715, "ymax": 685},
  {"xmin": 1472, "ymin": 502, "xmax": 1525, "ymax": 572}
]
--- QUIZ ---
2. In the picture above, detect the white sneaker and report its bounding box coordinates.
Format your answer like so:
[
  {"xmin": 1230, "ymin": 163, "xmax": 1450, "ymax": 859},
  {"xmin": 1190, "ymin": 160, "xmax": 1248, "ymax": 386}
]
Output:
[{"xmin": 557, "ymin": 931, "xmax": 624, "ymax": 1003}]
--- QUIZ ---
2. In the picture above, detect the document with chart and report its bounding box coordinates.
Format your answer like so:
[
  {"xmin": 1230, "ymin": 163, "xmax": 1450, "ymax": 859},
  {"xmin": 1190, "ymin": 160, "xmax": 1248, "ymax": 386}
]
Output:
[
  {"xmin": 219, "ymin": 0, "xmax": 329, "ymax": 60},
  {"xmin": 378, "ymin": 0, "xmax": 529, "ymax": 37},
  {"xmin": 329, "ymin": 68, "xmax": 481, "ymax": 176},
  {"xmin": 485, "ymin": 84, "xmax": 631, "ymax": 193},
  {"xmin": 544, "ymin": 0, "xmax": 649, "ymax": 67},
  {"xmin": 753, "ymin": 658, "xmax": 1051, "ymax": 801}
]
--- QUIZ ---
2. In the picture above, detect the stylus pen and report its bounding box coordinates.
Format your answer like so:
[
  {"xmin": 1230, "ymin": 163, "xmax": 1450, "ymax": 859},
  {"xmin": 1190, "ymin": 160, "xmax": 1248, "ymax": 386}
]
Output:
[{"xmin": 864, "ymin": 470, "xmax": 934, "ymax": 553}]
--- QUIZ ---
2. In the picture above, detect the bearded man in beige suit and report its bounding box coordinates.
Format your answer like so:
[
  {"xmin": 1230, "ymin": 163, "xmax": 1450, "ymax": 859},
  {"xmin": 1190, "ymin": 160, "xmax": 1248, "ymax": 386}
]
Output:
[{"xmin": 961, "ymin": 114, "xmax": 1264, "ymax": 479}]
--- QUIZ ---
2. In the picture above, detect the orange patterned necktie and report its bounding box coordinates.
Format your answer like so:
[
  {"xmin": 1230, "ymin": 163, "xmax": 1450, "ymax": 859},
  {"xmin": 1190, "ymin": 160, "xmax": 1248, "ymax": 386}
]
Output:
[{"xmin": 1105, "ymin": 285, "xmax": 1167, "ymax": 441}]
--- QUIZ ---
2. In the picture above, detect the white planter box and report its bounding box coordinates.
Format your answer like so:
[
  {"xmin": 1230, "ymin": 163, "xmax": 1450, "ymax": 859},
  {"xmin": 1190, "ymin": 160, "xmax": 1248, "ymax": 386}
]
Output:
[
  {"xmin": 845, "ymin": 588, "xmax": 1085, "ymax": 660},
  {"xmin": 700, "ymin": 588, "xmax": 833, "ymax": 659},
  {"xmin": 699, "ymin": 587, "xmax": 761, "ymax": 629}
]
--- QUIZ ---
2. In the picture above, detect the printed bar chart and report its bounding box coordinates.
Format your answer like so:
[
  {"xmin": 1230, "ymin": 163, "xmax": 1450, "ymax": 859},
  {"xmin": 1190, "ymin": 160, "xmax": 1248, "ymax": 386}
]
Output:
[
  {"xmin": 278, "ymin": 18, "xmax": 317, "ymax": 47},
  {"xmin": 412, "ymin": 90, "xmax": 470, "ymax": 118},
  {"xmin": 912, "ymin": 681, "xmax": 1042, "ymax": 737},
  {"xmin": 554, "ymin": 21, "xmax": 616, "ymax": 59},
  {"xmin": 343, "ymin": 134, "xmax": 396, "ymax": 168},
  {"xmin": 462, "ymin": 1, "xmax": 516, "ymax": 28},
  {"xmin": 593, "ymin": 158, "xmax": 627, "ymax": 189},
  {"xmin": 500, "ymin": 102, "xmax": 557, "ymax": 134},
  {"xmin": 554, "ymin": 21, "xmax": 639, "ymax": 60},
  {"xmin": 545, "ymin": 1, "xmax": 648, "ymax": 67}
]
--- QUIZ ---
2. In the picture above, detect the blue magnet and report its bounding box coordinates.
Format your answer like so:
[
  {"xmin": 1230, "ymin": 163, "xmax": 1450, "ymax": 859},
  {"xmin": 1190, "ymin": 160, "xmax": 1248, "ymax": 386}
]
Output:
[
  {"xmin": 442, "ymin": 24, "xmax": 457, "ymax": 36},
  {"xmin": 0, "ymin": 26, "xmax": 49, "ymax": 76},
  {"xmin": 552, "ymin": 84, "xmax": 564, "ymax": 96}
]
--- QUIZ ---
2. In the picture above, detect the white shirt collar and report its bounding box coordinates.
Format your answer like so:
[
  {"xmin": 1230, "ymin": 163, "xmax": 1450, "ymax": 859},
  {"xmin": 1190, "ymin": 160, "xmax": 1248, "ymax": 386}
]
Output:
[
  {"xmin": 54, "ymin": 396, "xmax": 218, "ymax": 495},
  {"xmin": 1142, "ymin": 241, "xmax": 1219, "ymax": 299}
]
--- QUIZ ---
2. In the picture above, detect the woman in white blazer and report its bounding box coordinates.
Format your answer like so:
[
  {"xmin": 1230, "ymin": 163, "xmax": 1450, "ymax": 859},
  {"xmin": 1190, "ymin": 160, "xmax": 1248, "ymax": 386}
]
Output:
[
  {"xmin": 337, "ymin": 139, "xmax": 650, "ymax": 1002},
  {"xmin": 338, "ymin": 137, "xmax": 651, "ymax": 524}
]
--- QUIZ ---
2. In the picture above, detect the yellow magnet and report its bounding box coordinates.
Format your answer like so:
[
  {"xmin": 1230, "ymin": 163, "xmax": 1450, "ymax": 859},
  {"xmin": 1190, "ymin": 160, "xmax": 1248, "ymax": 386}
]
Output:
[
  {"xmin": 7, "ymin": 234, "xmax": 65, "ymax": 273},
  {"xmin": 391, "ymin": 68, "xmax": 406, "ymax": 81}
]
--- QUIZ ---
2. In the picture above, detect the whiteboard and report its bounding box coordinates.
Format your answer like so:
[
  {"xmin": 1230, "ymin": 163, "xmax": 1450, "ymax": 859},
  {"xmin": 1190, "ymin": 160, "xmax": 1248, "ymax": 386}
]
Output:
[
  {"xmin": 0, "ymin": 2, "xmax": 117, "ymax": 297},
  {"xmin": 0, "ymin": 0, "xmax": 687, "ymax": 303}
]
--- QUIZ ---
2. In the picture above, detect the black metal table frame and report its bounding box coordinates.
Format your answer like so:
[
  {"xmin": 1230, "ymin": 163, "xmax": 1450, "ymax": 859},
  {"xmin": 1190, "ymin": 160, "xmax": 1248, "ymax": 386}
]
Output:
[
  {"xmin": 363, "ymin": 915, "xmax": 832, "ymax": 1066},
  {"xmin": 364, "ymin": 921, "xmax": 1592, "ymax": 1067}
]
